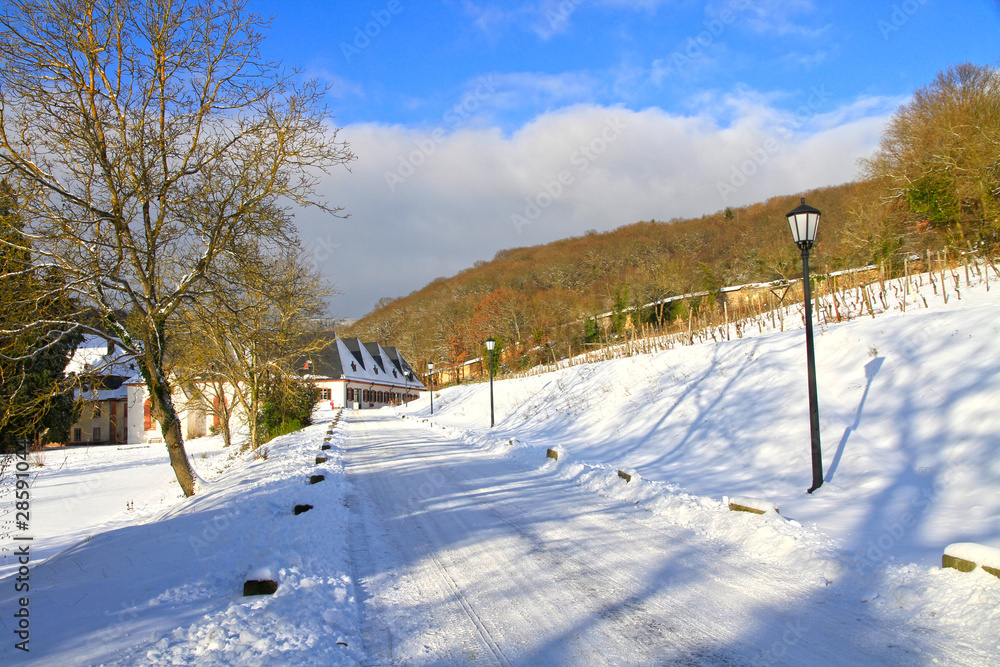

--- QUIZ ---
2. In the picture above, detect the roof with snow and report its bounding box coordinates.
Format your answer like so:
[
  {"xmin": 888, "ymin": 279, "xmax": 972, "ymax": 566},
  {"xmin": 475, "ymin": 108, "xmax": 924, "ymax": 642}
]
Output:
[
  {"xmin": 65, "ymin": 336, "xmax": 141, "ymax": 401},
  {"xmin": 296, "ymin": 337, "xmax": 426, "ymax": 391}
]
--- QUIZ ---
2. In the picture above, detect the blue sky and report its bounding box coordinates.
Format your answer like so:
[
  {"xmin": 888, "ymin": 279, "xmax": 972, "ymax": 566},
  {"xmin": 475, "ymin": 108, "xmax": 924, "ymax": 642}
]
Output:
[{"xmin": 245, "ymin": 0, "xmax": 1000, "ymax": 317}]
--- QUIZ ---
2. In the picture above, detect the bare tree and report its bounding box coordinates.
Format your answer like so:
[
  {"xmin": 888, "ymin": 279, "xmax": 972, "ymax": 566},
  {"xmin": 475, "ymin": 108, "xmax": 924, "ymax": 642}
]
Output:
[
  {"xmin": 177, "ymin": 245, "xmax": 331, "ymax": 452},
  {"xmin": 0, "ymin": 0, "xmax": 354, "ymax": 495}
]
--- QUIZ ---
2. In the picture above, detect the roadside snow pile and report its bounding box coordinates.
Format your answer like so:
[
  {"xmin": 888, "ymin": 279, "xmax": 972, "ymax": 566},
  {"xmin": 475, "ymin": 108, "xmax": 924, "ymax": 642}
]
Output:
[{"xmin": 0, "ymin": 408, "xmax": 364, "ymax": 666}]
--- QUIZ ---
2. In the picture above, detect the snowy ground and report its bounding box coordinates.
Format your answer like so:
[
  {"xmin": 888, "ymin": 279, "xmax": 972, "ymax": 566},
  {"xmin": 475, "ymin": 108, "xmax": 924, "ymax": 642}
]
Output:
[
  {"xmin": 0, "ymin": 267, "xmax": 998, "ymax": 665},
  {"xmin": 344, "ymin": 411, "xmax": 994, "ymax": 664},
  {"xmin": 0, "ymin": 412, "xmax": 365, "ymax": 665}
]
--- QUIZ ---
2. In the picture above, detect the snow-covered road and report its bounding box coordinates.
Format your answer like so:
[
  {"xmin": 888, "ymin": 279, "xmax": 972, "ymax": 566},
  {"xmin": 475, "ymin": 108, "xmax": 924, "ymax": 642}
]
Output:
[{"xmin": 343, "ymin": 411, "xmax": 953, "ymax": 666}]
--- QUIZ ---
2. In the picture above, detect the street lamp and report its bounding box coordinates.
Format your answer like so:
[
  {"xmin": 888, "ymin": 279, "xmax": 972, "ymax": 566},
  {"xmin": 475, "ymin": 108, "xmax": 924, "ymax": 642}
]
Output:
[
  {"xmin": 786, "ymin": 197, "xmax": 824, "ymax": 494},
  {"xmin": 428, "ymin": 362, "xmax": 434, "ymax": 415},
  {"xmin": 485, "ymin": 338, "xmax": 496, "ymax": 427}
]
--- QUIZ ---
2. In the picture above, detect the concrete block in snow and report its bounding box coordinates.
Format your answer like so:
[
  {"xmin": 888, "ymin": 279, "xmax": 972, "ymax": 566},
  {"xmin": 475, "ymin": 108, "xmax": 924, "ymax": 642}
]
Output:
[
  {"xmin": 943, "ymin": 543, "xmax": 1000, "ymax": 579},
  {"xmin": 243, "ymin": 566, "xmax": 278, "ymax": 596},
  {"xmin": 727, "ymin": 496, "xmax": 780, "ymax": 516}
]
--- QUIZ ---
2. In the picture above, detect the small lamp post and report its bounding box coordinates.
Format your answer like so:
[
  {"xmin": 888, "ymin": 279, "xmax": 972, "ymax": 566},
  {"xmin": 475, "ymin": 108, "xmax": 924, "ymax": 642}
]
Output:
[
  {"xmin": 786, "ymin": 197, "xmax": 824, "ymax": 494},
  {"xmin": 485, "ymin": 338, "xmax": 496, "ymax": 427},
  {"xmin": 428, "ymin": 362, "xmax": 434, "ymax": 415}
]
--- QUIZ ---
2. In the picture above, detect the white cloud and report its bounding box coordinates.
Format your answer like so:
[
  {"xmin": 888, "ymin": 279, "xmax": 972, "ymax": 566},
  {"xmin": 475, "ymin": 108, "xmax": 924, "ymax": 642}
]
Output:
[
  {"xmin": 481, "ymin": 71, "xmax": 603, "ymax": 112},
  {"xmin": 736, "ymin": 0, "xmax": 827, "ymax": 38},
  {"xmin": 301, "ymin": 94, "xmax": 892, "ymax": 317}
]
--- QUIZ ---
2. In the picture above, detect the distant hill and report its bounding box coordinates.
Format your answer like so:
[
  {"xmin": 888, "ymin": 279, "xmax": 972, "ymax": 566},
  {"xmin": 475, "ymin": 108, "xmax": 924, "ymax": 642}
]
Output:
[{"xmin": 344, "ymin": 180, "xmax": 941, "ymax": 375}]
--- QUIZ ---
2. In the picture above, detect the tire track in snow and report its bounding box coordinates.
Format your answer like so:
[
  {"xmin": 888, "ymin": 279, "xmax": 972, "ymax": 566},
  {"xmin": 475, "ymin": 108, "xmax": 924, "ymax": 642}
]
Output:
[
  {"xmin": 343, "ymin": 411, "xmax": 952, "ymax": 666},
  {"xmin": 343, "ymin": 412, "xmax": 735, "ymax": 664},
  {"xmin": 346, "ymin": 417, "xmax": 513, "ymax": 665}
]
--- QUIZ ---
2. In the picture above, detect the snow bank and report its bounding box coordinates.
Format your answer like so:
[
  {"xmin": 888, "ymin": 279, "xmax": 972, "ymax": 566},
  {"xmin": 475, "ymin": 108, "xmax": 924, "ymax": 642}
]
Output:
[{"xmin": 0, "ymin": 407, "xmax": 364, "ymax": 666}]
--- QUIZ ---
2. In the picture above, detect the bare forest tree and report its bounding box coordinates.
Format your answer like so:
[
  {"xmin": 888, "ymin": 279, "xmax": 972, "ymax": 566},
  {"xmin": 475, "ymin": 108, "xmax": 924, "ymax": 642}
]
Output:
[
  {"xmin": 0, "ymin": 0, "xmax": 354, "ymax": 495},
  {"xmin": 176, "ymin": 246, "xmax": 331, "ymax": 452}
]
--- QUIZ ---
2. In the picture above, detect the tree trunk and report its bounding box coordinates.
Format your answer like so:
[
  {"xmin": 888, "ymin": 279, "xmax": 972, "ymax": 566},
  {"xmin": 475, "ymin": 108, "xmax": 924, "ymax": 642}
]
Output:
[{"xmin": 146, "ymin": 367, "xmax": 197, "ymax": 497}]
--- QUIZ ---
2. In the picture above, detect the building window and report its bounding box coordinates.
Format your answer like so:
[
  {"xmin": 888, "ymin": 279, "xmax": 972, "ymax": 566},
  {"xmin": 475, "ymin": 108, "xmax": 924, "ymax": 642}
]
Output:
[
  {"xmin": 347, "ymin": 387, "xmax": 354, "ymax": 401},
  {"xmin": 320, "ymin": 388, "xmax": 331, "ymax": 401},
  {"xmin": 93, "ymin": 403, "xmax": 101, "ymax": 419},
  {"xmin": 93, "ymin": 427, "xmax": 101, "ymax": 442},
  {"xmin": 74, "ymin": 428, "xmax": 82, "ymax": 442}
]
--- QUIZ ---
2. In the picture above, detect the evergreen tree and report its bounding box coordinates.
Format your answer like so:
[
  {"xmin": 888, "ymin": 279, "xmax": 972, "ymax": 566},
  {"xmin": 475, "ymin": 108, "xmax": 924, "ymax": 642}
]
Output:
[{"xmin": 0, "ymin": 182, "xmax": 82, "ymax": 451}]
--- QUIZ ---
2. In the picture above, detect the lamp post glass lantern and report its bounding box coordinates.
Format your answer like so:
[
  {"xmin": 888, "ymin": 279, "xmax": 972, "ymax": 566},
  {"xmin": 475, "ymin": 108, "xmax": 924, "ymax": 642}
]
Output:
[
  {"xmin": 786, "ymin": 198, "xmax": 824, "ymax": 493},
  {"xmin": 485, "ymin": 338, "xmax": 496, "ymax": 427},
  {"xmin": 428, "ymin": 362, "xmax": 434, "ymax": 415}
]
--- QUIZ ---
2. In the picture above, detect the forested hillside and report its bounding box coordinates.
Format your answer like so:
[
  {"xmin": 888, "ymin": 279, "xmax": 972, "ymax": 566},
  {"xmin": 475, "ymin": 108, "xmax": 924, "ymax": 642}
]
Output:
[{"xmin": 345, "ymin": 63, "xmax": 1000, "ymax": 377}]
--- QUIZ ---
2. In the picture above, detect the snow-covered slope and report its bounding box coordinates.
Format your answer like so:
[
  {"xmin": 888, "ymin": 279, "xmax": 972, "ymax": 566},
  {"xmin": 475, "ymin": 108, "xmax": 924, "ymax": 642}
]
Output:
[
  {"xmin": 397, "ymin": 267, "xmax": 1000, "ymax": 655},
  {"xmin": 414, "ymin": 269, "xmax": 1000, "ymax": 570}
]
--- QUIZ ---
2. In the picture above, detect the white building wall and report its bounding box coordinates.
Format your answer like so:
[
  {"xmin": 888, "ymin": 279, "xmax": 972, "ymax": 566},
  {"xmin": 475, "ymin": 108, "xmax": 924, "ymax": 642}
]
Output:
[{"xmin": 125, "ymin": 382, "xmax": 212, "ymax": 445}]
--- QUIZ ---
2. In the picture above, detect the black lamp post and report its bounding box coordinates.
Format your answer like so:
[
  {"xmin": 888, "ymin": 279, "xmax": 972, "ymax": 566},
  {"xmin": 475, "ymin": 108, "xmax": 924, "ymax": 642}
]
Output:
[
  {"xmin": 485, "ymin": 338, "xmax": 496, "ymax": 427},
  {"xmin": 428, "ymin": 362, "xmax": 434, "ymax": 415},
  {"xmin": 786, "ymin": 198, "xmax": 824, "ymax": 494}
]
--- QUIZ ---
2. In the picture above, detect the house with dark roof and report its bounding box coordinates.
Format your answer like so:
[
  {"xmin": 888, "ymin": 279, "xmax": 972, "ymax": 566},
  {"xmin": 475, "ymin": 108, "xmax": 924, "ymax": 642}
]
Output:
[
  {"xmin": 62, "ymin": 335, "xmax": 425, "ymax": 446},
  {"xmin": 297, "ymin": 337, "xmax": 426, "ymax": 409},
  {"xmin": 65, "ymin": 336, "xmax": 211, "ymax": 445}
]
